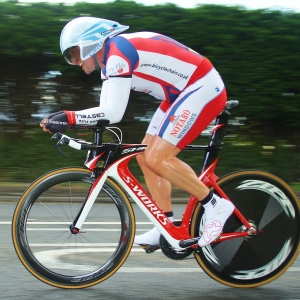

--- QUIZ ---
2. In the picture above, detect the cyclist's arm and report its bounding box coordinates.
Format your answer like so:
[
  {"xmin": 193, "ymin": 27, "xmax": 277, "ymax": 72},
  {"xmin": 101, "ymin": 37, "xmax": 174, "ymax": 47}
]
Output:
[{"xmin": 65, "ymin": 77, "xmax": 131, "ymax": 125}]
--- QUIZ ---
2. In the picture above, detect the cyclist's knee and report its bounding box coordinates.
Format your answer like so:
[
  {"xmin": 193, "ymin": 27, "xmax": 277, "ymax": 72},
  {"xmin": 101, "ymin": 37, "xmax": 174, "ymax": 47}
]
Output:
[
  {"xmin": 144, "ymin": 151, "xmax": 166, "ymax": 175},
  {"xmin": 136, "ymin": 134, "xmax": 153, "ymax": 168},
  {"xmin": 144, "ymin": 135, "xmax": 179, "ymax": 175}
]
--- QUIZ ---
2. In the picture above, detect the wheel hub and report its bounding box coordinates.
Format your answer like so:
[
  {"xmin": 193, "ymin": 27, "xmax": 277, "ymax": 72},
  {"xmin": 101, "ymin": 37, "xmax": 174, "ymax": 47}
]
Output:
[{"xmin": 69, "ymin": 224, "xmax": 80, "ymax": 234}]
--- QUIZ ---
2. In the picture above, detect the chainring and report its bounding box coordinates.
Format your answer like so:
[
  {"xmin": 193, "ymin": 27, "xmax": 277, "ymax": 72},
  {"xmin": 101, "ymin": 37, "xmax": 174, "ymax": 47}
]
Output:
[{"xmin": 159, "ymin": 220, "xmax": 193, "ymax": 260}]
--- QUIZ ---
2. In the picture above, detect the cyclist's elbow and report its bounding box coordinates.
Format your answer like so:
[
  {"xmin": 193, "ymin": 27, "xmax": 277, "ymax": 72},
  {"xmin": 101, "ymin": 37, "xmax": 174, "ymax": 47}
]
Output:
[
  {"xmin": 107, "ymin": 116, "xmax": 122, "ymax": 124},
  {"xmin": 103, "ymin": 107, "xmax": 125, "ymax": 124}
]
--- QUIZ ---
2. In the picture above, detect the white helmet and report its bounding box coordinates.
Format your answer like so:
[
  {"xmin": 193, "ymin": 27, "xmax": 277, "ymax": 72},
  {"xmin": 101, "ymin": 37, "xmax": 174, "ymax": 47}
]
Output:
[{"xmin": 60, "ymin": 16, "xmax": 129, "ymax": 64}]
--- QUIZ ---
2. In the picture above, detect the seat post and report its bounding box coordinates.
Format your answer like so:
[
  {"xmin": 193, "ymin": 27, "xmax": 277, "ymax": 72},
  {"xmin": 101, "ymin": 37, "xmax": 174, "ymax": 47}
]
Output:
[{"xmin": 200, "ymin": 110, "xmax": 230, "ymax": 173}]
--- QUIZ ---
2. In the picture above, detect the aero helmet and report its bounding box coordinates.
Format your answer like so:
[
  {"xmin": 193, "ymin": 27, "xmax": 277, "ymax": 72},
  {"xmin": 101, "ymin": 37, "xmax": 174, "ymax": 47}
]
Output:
[{"xmin": 60, "ymin": 16, "xmax": 129, "ymax": 64}]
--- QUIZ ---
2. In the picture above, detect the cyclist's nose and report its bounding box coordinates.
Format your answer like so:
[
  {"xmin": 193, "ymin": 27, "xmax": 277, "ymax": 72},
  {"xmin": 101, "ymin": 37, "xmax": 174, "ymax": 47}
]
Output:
[{"xmin": 71, "ymin": 57, "xmax": 83, "ymax": 66}]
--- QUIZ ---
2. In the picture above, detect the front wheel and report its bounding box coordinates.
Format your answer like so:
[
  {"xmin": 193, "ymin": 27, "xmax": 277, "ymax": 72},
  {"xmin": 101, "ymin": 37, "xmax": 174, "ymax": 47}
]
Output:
[
  {"xmin": 190, "ymin": 170, "xmax": 300, "ymax": 288},
  {"xmin": 12, "ymin": 167, "xmax": 135, "ymax": 289}
]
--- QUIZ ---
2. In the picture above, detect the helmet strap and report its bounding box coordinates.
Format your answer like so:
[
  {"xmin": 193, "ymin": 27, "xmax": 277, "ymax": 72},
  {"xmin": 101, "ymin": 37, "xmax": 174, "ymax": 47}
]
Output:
[{"xmin": 92, "ymin": 55, "xmax": 99, "ymax": 69}]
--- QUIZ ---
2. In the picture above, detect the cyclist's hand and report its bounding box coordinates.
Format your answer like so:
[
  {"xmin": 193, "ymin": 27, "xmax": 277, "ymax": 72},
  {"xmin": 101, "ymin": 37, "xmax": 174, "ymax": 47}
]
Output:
[
  {"xmin": 40, "ymin": 111, "xmax": 63, "ymax": 129},
  {"xmin": 40, "ymin": 111, "xmax": 70, "ymax": 133}
]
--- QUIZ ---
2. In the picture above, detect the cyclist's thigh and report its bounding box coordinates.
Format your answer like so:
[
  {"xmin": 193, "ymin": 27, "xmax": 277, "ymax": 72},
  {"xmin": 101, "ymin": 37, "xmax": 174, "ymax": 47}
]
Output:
[{"xmin": 156, "ymin": 68, "xmax": 227, "ymax": 149}]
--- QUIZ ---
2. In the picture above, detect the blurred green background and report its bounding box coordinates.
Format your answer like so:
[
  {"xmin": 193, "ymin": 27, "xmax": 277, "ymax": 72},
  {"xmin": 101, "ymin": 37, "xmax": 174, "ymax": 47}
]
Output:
[{"xmin": 0, "ymin": 0, "xmax": 300, "ymax": 193}]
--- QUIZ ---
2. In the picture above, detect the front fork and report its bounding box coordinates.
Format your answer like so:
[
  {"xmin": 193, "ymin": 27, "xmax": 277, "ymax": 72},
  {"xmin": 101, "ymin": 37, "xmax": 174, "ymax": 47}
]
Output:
[{"xmin": 70, "ymin": 169, "xmax": 107, "ymax": 233}]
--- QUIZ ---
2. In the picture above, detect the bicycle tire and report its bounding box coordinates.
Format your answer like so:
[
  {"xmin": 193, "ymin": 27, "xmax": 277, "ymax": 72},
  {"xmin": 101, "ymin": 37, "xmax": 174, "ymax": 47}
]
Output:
[
  {"xmin": 190, "ymin": 170, "xmax": 300, "ymax": 288},
  {"xmin": 12, "ymin": 167, "xmax": 135, "ymax": 289}
]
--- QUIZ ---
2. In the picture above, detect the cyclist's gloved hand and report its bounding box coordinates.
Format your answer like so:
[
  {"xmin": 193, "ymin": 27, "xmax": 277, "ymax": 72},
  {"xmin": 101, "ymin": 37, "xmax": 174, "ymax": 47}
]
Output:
[
  {"xmin": 40, "ymin": 111, "xmax": 63, "ymax": 126},
  {"xmin": 44, "ymin": 111, "xmax": 70, "ymax": 133}
]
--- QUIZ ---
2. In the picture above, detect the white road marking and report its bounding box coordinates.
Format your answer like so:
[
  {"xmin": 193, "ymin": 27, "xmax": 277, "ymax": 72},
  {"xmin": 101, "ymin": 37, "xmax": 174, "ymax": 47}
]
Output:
[
  {"xmin": 30, "ymin": 247, "xmax": 300, "ymax": 273},
  {"xmin": 6, "ymin": 221, "xmax": 300, "ymax": 273},
  {"xmin": 1, "ymin": 221, "xmax": 153, "ymax": 225},
  {"xmin": 29, "ymin": 243, "xmax": 152, "ymax": 247}
]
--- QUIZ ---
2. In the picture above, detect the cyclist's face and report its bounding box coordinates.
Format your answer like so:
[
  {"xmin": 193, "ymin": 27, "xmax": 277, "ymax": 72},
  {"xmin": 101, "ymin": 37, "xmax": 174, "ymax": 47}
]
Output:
[
  {"xmin": 68, "ymin": 46, "xmax": 94, "ymax": 74},
  {"xmin": 68, "ymin": 43, "xmax": 106, "ymax": 74},
  {"xmin": 69, "ymin": 46, "xmax": 82, "ymax": 66}
]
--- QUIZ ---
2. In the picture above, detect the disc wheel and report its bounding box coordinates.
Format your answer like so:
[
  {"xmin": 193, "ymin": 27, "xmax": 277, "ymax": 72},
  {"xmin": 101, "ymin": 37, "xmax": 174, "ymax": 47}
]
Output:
[{"xmin": 190, "ymin": 170, "xmax": 300, "ymax": 288}]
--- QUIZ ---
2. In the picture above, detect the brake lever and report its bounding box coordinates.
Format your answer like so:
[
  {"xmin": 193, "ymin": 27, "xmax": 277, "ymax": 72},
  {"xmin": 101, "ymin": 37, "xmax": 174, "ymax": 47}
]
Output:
[{"xmin": 51, "ymin": 133, "xmax": 71, "ymax": 160}]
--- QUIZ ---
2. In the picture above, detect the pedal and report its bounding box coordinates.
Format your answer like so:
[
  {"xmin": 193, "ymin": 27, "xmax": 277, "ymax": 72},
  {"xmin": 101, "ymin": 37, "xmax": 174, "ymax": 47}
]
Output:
[{"xmin": 139, "ymin": 244, "xmax": 160, "ymax": 253}]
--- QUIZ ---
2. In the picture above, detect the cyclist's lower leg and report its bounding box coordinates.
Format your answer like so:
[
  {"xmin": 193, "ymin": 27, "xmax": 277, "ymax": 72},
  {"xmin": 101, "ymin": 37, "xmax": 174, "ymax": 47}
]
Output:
[
  {"xmin": 135, "ymin": 134, "xmax": 174, "ymax": 250},
  {"xmin": 136, "ymin": 154, "xmax": 173, "ymax": 212},
  {"xmin": 144, "ymin": 136, "xmax": 234, "ymax": 248}
]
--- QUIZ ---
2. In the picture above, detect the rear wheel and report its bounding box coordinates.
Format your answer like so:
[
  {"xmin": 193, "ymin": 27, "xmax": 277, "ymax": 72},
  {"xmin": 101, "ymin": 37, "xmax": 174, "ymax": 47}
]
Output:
[
  {"xmin": 191, "ymin": 170, "xmax": 300, "ymax": 288},
  {"xmin": 12, "ymin": 167, "xmax": 135, "ymax": 289}
]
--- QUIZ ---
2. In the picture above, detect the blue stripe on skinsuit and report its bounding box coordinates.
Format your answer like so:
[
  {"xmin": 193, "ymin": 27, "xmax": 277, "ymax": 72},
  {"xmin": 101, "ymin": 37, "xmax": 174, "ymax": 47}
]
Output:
[
  {"xmin": 165, "ymin": 86, "xmax": 180, "ymax": 103},
  {"xmin": 103, "ymin": 36, "xmax": 139, "ymax": 75},
  {"xmin": 158, "ymin": 86, "xmax": 202, "ymax": 137}
]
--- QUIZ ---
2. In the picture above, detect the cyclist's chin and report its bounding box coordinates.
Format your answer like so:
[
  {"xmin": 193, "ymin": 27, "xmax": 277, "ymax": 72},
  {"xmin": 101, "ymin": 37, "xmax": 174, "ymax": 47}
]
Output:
[{"xmin": 82, "ymin": 66, "xmax": 93, "ymax": 75}]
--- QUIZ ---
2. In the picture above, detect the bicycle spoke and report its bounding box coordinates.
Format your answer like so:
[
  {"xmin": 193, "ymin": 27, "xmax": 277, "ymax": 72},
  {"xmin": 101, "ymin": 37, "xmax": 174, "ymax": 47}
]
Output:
[
  {"xmin": 12, "ymin": 168, "xmax": 135, "ymax": 288},
  {"xmin": 38, "ymin": 201, "xmax": 70, "ymax": 224}
]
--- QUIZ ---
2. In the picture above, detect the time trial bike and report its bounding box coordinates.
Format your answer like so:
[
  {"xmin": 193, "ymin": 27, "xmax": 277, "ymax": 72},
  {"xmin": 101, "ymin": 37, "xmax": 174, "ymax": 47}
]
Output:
[{"xmin": 12, "ymin": 100, "xmax": 300, "ymax": 289}]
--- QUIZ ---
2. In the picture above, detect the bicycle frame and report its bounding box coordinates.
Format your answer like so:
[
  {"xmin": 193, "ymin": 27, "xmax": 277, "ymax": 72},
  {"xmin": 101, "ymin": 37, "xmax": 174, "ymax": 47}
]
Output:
[{"xmin": 66, "ymin": 106, "xmax": 256, "ymax": 250}]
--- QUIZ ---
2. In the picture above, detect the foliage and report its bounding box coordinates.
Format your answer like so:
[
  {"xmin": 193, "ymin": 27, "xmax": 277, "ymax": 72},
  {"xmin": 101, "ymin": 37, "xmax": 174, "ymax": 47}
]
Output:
[{"xmin": 0, "ymin": 1, "xmax": 300, "ymax": 183}]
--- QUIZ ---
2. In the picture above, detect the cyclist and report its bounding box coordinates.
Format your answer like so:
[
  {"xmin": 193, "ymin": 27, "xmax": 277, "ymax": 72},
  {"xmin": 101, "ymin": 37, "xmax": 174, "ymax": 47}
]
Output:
[{"xmin": 40, "ymin": 16, "xmax": 234, "ymax": 248}]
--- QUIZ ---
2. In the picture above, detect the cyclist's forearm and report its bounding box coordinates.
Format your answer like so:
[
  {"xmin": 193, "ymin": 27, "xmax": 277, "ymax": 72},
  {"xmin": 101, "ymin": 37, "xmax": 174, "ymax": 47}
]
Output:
[{"xmin": 66, "ymin": 77, "xmax": 131, "ymax": 125}]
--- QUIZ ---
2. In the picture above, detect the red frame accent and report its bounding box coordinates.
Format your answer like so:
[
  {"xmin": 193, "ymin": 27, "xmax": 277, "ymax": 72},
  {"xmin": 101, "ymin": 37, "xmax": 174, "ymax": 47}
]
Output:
[
  {"xmin": 117, "ymin": 157, "xmax": 191, "ymax": 240},
  {"xmin": 84, "ymin": 152, "xmax": 105, "ymax": 170},
  {"xmin": 211, "ymin": 123, "xmax": 225, "ymax": 134},
  {"xmin": 112, "ymin": 154, "xmax": 257, "ymax": 243}
]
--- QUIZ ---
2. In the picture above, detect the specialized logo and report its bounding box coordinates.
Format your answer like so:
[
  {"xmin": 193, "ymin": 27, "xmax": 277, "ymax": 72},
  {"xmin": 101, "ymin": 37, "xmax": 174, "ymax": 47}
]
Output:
[
  {"xmin": 123, "ymin": 176, "xmax": 169, "ymax": 225},
  {"xmin": 169, "ymin": 110, "xmax": 198, "ymax": 138}
]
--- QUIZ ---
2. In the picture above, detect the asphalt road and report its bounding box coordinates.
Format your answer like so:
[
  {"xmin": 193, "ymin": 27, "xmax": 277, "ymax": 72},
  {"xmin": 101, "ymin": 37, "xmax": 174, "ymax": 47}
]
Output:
[{"xmin": 1, "ymin": 202, "xmax": 300, "ymax": 300}]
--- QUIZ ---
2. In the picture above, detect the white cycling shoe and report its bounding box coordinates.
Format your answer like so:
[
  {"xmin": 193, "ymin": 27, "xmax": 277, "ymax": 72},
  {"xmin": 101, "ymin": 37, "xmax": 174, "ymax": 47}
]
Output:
[
  {"xmin": 134, "ymin": 216, "xmax": 174, "ymax": 247},
  {"xmin": 134, "ymin": 226, "xmax": 161, "ymax": 246},
  {"xmin": 198, "ymin": 196, "xmax": 235, "ymax": 247}
]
